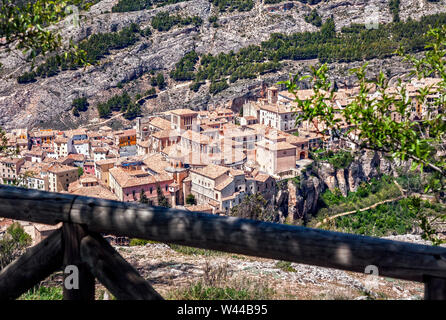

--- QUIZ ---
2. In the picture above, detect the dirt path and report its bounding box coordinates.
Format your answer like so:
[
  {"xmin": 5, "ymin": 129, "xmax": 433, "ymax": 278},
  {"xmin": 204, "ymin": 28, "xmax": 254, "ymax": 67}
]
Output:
[
  {"xmin": 315, "ymin": 195, "xmax": 405, "ymax": 228},
  {"xmin": 315, "ymin": 180, "xmax": 406, "ymax": 228},
  {"xmin": 81, "ymin": 112, "xmax": 124, "ymax": 129}
]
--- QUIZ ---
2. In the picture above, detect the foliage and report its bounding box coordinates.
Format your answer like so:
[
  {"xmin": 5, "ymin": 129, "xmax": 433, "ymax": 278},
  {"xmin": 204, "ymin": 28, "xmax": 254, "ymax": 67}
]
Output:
[
  {"xmin": 311, "ymin": 149, "xmax": 354, "ymax": 169},
  {"xmin": 19, "ymin": 286, "xmax": 63, "ymax": 300},
  {"xmin": 139, "ymin": 189, "xmax": 148, "ymax": 204},
  {"xmin": 0, "ymin": 0, "xmax": 72, "ymax": 61},
  {"xmin": 157, "ymin": 184, "xmax": 170, "ymax": 208},
  {"xmin": 96, "ymin": 91, "xmax": 141, "ymax": 119},
  {"xmin": 170, "ymin": 51, "xmax": 199, "ymax": 81},
  {"xmin": 18, "ymin": 24, "xmax": 142, "ymax": 83},
  {"xmin": 230, "ymin": 193, "xmax": 275, "ymax": 222},
  {"xmin": 122, "ymin": 102, "xmax": 142, "ymax": 120},
  {"xmin": 77, "ymin": 166, "xmax": 83, "ymax": 177},
  {"xmin": 317, "ymin": 176, "xmax": 402, "ymax": 218},
  {"xmin": 389, "ymin": 0, "xmax": 400, "ymax": 23},
  {"xmin": 151, "ymin": 11, "xmax": 202, "ymax": 32},
  {"xmin": 145, "ymin": 87, "xmax": 156, "ymax": 96},
  {"xmin": 71, "ymin": 97, "xmax": 89, "ymax": 116},
  {"xmin": 209, "ymin": 80, "xmax": 229, "ymax": 95},
  {"xmin": 275, "ymin": 260, "xmax": 296, "ymax": 272},
  {"xmin": 185, "ymin": 193, "xmax": 197, "ymax": 205},
  {"xmin": 332, "ymin": 198, "xmax": 441, "ymax": 237},
  {"xmin": 0, "ymin": 222, "xmax": 32, "ymax": 269},
  {"xmin": 129, "ymin": 238, "xmax": 150, "ymax": 246},
  {"xmin": 304, "ymin": 9, "xmax": 322, "ymax": 28},
  {"xmin": 281, "ymin": 25, "xmax": 446, "ymax": 243},
  {"xmin": 208, "ymin": 15, "xmax": 219, "ymax": 27},
  {"xmin": 150, "ymin": 72, "xmax": 166, "ymax": 89},
  {"xmin": 395, "ymin": 170, "xmax": 427, "ymax": 193},
  {"xmin": 189, "ymin": 81, "xmax": 203, "ymax": 92},
  {"xmin": 112, "ymin": 0, "xmax": 189, "ymax": 12},
  {"xmin": 0, "ymin": 127, "xmax": 7, "ymax": 154},
  {"xmin": 210, "ymin": 0, "xmax": 254, "ymax": 12}
]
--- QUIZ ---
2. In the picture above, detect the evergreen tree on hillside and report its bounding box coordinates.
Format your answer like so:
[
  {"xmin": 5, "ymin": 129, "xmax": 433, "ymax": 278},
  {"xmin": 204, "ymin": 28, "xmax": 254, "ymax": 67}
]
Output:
[{"xmin": 157, "ymin": 185, "xmax": 170, "ymax": 208}]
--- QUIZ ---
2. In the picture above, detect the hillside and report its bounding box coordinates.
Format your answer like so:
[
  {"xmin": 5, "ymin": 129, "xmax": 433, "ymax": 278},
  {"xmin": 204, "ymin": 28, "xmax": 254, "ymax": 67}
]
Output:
[{"xmin": 1, "ymin": 0, "xmax": 446, "ymax": 130}]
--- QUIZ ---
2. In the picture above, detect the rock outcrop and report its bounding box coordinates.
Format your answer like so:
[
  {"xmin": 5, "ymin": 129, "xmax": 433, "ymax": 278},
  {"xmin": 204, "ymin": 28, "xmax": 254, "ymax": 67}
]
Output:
[{"xmin": 283, "ymin": 150, "xmax": 404, "ymax": 223}]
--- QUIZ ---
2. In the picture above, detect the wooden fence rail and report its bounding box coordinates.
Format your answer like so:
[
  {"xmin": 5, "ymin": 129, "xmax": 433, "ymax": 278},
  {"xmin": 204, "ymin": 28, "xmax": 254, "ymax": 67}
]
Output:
[{"xmin": 0, "ymin": 185, "xmax": 446, "ymax": 300}]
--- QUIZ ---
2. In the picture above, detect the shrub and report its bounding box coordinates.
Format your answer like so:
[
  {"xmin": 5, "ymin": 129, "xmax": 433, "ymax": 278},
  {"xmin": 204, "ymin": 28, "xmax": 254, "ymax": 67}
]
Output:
[
  {"xmin": 275, "ymin": 261, "xmax": 296, "ymax": 272},
  {"xmin": 304, "ymin": 9, "xmax": 322, "ymax": 27},
  {"xmin": 186, "ymin": 193, "xmax": 196, "ymax": 205},
  {"xmin": 0, "ymin": 222, "xmax": 32, "ymax": 269},
  {"xmin": 209, "ymin": 80, "xmax": 229, "ymax": 95},
  {"xmin": 151, "ymin": 12, "xmax": 202, "ymax": 32},
  {"xmin": 71, "ymin": 97, "xmax": 89, "ymax": 116}
]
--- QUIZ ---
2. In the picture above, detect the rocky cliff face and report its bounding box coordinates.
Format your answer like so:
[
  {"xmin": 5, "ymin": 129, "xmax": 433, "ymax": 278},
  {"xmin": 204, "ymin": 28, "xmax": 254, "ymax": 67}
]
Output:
[
  {"xmin": 280, "ymin": 150, "xmax": 405, "ymax": 223},
  {"xmin": 0, "ymin": 0, "xmax": 445, "ymax": 129}
]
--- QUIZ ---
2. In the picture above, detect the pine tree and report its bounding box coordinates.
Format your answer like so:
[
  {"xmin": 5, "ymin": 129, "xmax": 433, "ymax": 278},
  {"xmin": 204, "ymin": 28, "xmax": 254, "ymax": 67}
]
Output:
[
  {"xmin": 139, "ymin": 189, "xmax": 148, "ymax": 204},
  {"xmin": 157, "ymin": 185, "xmax": 170, "ymax": 208}
]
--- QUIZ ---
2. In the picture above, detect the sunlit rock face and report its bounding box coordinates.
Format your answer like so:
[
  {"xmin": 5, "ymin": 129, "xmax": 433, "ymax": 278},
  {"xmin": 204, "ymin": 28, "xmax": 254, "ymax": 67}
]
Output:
[
  {"xmin": 282, "ymin": 150, "xmax": 406, "ymax": 223},
  {"xmin": 1, "ymin": 0, "xmax": 445, "ymax": 130}
]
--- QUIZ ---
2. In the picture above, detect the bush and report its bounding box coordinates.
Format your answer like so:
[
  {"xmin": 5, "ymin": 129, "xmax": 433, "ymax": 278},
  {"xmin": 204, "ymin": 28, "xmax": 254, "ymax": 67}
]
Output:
[
  {"xmin": 96, "ymin": 92, "xmax": 135, "ymax": 118},
  {"xmin": 275, "ymin": 261, "xmax": 296, "ymax": 272},
  {"xmin": 151, "ymin": 12, "xmax": 202, "ymax": 32},
  {"xmin": 0, "ymin": 222, "xmax": 32, "ymax": 269},
  {"xmin": 112, "ymin": 0, "xmax": 189, "ymax": 12},
  {"xmin": 71, "ymin": 97, "xmax": 89, "ymax": 116},
  {"xmin": 304, "ymin": 9, "xmax": 322, "ymax": 27},
  {"xmin": 210, "ymin": 0, "xmax": 254, "ymax": 12},
  {"xmin": 209, "ymin": 80, "xmax": 229, "ymax": 95},
  {"xmin": 170, "ymin": 51, "xmax": 199, "ymax": 81},
  {"xmin": 186, "ymin": 193, "xmax": 196, "ymax": 205},
  {"xmin": 145, "ymin": 87, "xmax": 156, "ymax": 96},
  {"xmin": 150, "ymin": 73, "xmax": 166, "ymax": 89},
  {"xmin": 189, "ymin": 81, "xmax": 203, "ymax": 92}
]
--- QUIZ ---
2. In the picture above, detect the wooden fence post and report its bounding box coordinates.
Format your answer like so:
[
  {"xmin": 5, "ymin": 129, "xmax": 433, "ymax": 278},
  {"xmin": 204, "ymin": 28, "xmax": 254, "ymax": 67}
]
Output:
[
  {"xmin": 62, "ymin": 223, "xmax": 95, "ymax": 300},
  {"xmin": 425, "ymin": 277, "xmax": 446, "ymax": 300},
  {"xmin": 80, "ymin": 232, "xmax": 163, "ymax": 300},
  {"xmin": 0, "ymin": 229, "xmax": 63, "ymax": 300}
]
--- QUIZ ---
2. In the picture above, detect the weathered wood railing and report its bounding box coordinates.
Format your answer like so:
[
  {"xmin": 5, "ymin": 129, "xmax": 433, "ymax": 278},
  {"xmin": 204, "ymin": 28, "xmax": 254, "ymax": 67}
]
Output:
[{"xmin": 0, "ymin": 185, "xmax": 446, "ymax": 300}]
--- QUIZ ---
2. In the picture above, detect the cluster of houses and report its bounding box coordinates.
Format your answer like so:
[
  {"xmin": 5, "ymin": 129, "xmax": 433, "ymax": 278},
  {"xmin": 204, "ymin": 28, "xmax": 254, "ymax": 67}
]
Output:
[{"xmin": 1, "ymin": 77, "xmax": 442, "ymax": 242}]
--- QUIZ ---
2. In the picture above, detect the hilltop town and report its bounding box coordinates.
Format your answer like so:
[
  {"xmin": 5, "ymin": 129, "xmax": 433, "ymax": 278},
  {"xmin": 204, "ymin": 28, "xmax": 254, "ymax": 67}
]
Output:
[{"xmin": 0, "ymin": 76, "xmax": 442, "ymax": 243}]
